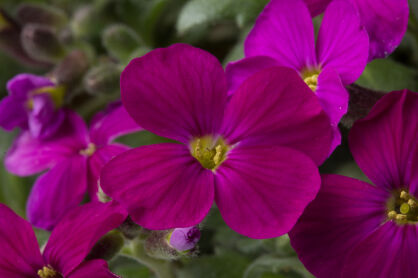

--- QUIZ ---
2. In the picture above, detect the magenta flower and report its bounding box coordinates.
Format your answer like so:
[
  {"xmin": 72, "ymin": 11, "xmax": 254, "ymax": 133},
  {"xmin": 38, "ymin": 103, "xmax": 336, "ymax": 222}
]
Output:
[
  {"xmin": 100, "ymin": 43, "xmax": 333, "ymax": 239},
  {"xmin": 5, "ymin": 102, "xmax": 141, "ymax": 230},
  {"xmin": 289, "ymin": 90, "xmax": 418, "ymax": 277},
  {"xmin": 226, "ymin": 0, "xmax": 369, "ymax": 151},
  {"xmin": 0, "ymin": 74, "xmax": 66, "ymax": 139},
  {"xmin": 168, "ymin": 227, "xmax": 201, "ymax": 252},
  {"xmin": 0, "ymin": 201, "xmax": 126, "ymax": 278},
  {"xmin": 304, "ymin": 0, "xmax": 409, "ymax": 60}
]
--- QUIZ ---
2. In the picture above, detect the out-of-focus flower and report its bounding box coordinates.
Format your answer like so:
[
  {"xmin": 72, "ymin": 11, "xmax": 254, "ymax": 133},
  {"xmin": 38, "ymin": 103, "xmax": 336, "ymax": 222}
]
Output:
[
  {"xmin": 0, "ymin": 201, "xmax": 126, "ymax": 278},
  {"xmin": 226, "ymin": 0, "xmax": 369, "ymax": 152},
  {"xmin": 289, "ymin": 90, "xmax": 418, "ymax": 277},
  {"xmin": 304, "ymin": 0, "xmax": 409, "ymax": 61},
  {"xmin": 0, "ymin": 74, "xmax": 65, "ymax": 139},
  {"xmin": 100, "ymin": 44, "xmax": 333, "ymax": 239},
  {"xmin": 168, "ymin": 226, "xmax": 201, "ymax": 252},
  {"xmin": 4, "ymin": 102, "xmax": 141, "ymax": 230}
]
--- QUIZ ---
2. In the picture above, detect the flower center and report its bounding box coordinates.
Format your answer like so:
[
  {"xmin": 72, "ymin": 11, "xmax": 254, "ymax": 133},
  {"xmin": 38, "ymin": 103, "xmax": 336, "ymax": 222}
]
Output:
[
  {"xmin": 80, "ymin": 143, "xmax": 96, "ymax": 156},
  {"xmin": 301, "ymin": 68, "xmax": 321, "ymax": 92},
  {"xmin": 27, "ymin": 85, "xmax": 66, "ymax": 109},
  {"xmin": 37, "ymin": 266, "xmax": 62, "ymax": 278},
  {"xmin": 387, "ymin": 189, "xmax": 418, "ymax": 224},
  {"xmin": 190, "ymin": 136, "xmax": 228, "ymax": 170}
]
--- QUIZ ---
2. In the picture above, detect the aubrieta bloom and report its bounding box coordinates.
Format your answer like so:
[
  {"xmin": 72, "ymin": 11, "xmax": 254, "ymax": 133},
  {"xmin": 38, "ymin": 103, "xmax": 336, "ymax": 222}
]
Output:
[
  {"xmin": 226, "ymin": 0, "xmax": 369, "ymax": 151},
  {"xmin": 304, "ymin": 0, "xmax": 409, "ymax": 60},
  {"xmin": 289, "ymin": 90, "xmax": 418, "ymax": 277},
  {"xmin": 168, "ymin": 227, "xmax": 201, "ymax": 252},
  {"xmin": 5, "ymin": 102, "xmax": 140, "ymax": 230},
  {"xmin": 100, "ymin": 43, "xmax": 333, "ymax": 239},
  {"xmin": 0, "ymin": 201, "xmax": 126, "ymax": 278},
  {"xmin": 0, "ymin": 74, "xmax": 66, "ymax": 139}
]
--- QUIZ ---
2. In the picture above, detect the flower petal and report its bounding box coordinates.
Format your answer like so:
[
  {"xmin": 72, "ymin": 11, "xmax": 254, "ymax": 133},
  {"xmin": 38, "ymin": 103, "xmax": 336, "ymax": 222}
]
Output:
[
  {"xmin": 349, "ymin": 90, "xmax": 418, "ymax": 192},
  {"xmin": 26, "ymin": 155, "xmax": 88, "ymax": 230},
  {"xmin": 289, "ymin": 174, "xmax": 389, "ymax": 278},
  {"xmin": 100, "ymin": 143, "xmax": 214, "ymax": 229},
  {"xmin": 43, "ymin": 202, "xmax": 127, "ymax": 276},
  {"xmin": 225, "ymin": 56, "xmax": 278, "ymax": 95},
  {"xmin": 0, "ymin": 204, "xmax": 43, "ymax": 278},
  {"xmin": 221, "ymin": 67, "xmax": 333, "ymax": 165},
  {"xmin": 245, "ymin": 0, "xmax": 316, "ymax": 71},
  {"xmin": 69, "ymin": 260, "xmax": 120, "ymax": 278},
  {"xmin": 0, "ymin": 95, "xmax": 28, "ymax": 131},
  {"xmin": 5, "ymin": 110, "xmax": 88, "ymax": 176},
  {"xmin": 316, "ymin": 0, "xmax": 369, "ymax": 85},
  {"xmin": 121, "ymin": 44, "xmax": 227, "ymax": 143},
  {"xmin": 7, "ymin": 73, "xmax": 53, "ymax": 100},
  {"xmin": 87, "ymin": 143, "xmax": 129, "ymax": 201},
  {"xmin": 353, "ymin": 0, "xmax": 409, "ymax": 60},
  {"xmin": 89, "ymin": 101, "xmax": 142, "ymax": 146},
  {"xmin": 342, "ymin": 222, "xmax": 418, "ymax": 278},
  {"xmin": 215, "ymin": 145, "xmax": 320, "ymax": 239}
]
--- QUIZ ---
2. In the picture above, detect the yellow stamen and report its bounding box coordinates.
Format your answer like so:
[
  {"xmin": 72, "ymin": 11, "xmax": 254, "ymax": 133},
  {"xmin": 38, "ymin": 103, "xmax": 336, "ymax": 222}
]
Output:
[
  {"xmin": 387, "ymin": 189, "xmax": 418, "ymax": 224},
  {"xmin": 190, "ymin": 136, "xmax": 229, "ymax": 171},
  {"xmin": 37, "ymin": 266, "xmax": 61, "ymax": 278},
  {"xmin": 387, "ymin": 210, "xmax": 397, "ymax": 219},
  {"xmin": 80, "ymin": 143, "xmax": 96, "ymax": 156},
  {"xmin": 400, "ymin": 190, "xmax": 409, "ymax": 200},
  {"xmin": 301, "ymin": 68, "xmax": 321, "ymax": 92},
  {"xmin": 32, "ymin": 85, "xmax": 66, "ymax": 108}
]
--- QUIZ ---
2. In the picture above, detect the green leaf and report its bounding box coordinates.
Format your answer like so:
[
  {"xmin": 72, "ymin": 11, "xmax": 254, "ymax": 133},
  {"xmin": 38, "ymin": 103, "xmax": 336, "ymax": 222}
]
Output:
[
  {"xmin": 102, "ymin": 24, "xmax": 143, "ymax": 63},
  {"xmin": 356, "ymin": 59, "xmax": 418, "ymax": 92},
  {"xmin": 243, "ymin": 256, "xmax": 314, "ymax": 278}
]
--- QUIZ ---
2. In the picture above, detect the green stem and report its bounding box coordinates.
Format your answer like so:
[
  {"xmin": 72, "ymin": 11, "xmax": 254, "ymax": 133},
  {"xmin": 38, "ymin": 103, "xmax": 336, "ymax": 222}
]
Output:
[{"xmin": 121, "ymin": 239, "xmax": 175, "ymax": 278}]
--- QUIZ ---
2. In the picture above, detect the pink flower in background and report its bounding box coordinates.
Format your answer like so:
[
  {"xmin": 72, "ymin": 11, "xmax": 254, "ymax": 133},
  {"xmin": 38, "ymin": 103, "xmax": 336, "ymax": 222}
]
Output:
[
  {"xmin": 289, "ymin": 90, "xmax": 418, "ymax": 278},
  {"xmin": 0, "ymin": 74, "xmax": 66, "ymax": 139},
  {"xmin": 0, "ymin": 201, "xmax": 126, "ymax": 278},
  {"xmin": 5, "ymin": 102, "xmax": 141, "ymax": 230},
  {"xmin": 304, "ymin": 0, "xmax": 409, "ymax": 60},
  {"xmin": 168, "ymin": 227, "xmax": 201, "ymax": 252},
  {"xmin": 226, "ymin": 0, "xmax": 369, "ymax": 152},
  {"xmin": 100, "ymin": 43, "xmax": 333, "ymax": 239}
]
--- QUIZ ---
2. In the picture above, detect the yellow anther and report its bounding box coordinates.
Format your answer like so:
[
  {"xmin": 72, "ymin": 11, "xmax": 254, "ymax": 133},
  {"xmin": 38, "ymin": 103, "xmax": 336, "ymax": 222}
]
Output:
[
  {"xmin": 80, "ymin": 143, "xmax": 96, "ymax": 156},
  {"xmin": 395, "ymin": 214, "xmax": 407, "ymax": 221},
  {"xmin": 400, "ymin": 203, "xmax": 410, "ymax": 214},
  {"xmin": 303, "ymin": 74, "xmax": 319, "ymax": 92},
  {"xmin": 37, "ymin": 266, "xmax": 60, "ymax": 278},
  {"xmin": 408, "ymin": 199, "xmax": 416, "ymax": 209},
  {"xmin": 190, "ymin": 136, "xmax": 228, "ymax": 170},
  {"xmin": 400, "ymin": 190, "xmax": 409, "ymax": 200},
  {"xmin": 387, "ymin": 210, "xmax": 397, "ymax": 219},
  {"xmin": 213, "ymin": 145, "xmax": 222, "ymax": 165}
]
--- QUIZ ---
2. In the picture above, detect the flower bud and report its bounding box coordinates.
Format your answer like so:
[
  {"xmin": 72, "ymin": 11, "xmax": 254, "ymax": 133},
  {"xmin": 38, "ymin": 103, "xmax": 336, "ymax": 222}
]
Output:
[
  {"xmin": 21, "ymin": 23, "xmax": 66, "ymax": 63},
  {"xmin": 49, "ymin": 50, "xmax": 89, "ymax": 86},
  {"xmin": 168, "ymin": 227, "xmax": 201, "ymax": 252},
  {"xmin": 83, "ymin": 63, "xmax": 121, "ymax": 95},
  {"xmin": 86, "ymin": 230, "xmax": 124, "ymax": 261},
  {"xmin": 102, "ymin": 24, "xmax": 142, "ymax": 62},
  {"xmin": 16, "ymin": 3, "xmax": 68, "ymax": 29}
]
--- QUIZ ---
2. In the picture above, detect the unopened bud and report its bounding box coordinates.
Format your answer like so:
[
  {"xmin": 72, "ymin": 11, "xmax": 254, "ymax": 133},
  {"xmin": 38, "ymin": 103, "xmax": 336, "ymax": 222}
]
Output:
[
  {"xmin": 71, "ymin": 5, "xmax": 108, "ymax": 40},
  {"xmin": 168, "ymin": 227, "xmax": 200, "ymax": 252},
  {"xmin": 49, "ymin": 50, "xmax": 89, "ymax": 86},
  {"xmin": 86, "ymin": 230, "xmax": 124, "ymax": 261},
  {"xmin": 102, "ymin": 24, "xmax": 142, "ymax": 62},
  {"xmin": 21, "ymin": 23, "xmax": 66, "ymax": 63},
  {"xmin": 83, "ymin": 63, "xmax": 121, "ymax": 95},
  {"xmin": 16, "ymin": 3, "xmax": 68, "ymax": 29}
]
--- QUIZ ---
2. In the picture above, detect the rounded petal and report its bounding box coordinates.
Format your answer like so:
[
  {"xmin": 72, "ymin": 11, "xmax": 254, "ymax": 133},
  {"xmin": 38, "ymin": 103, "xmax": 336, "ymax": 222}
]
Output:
[
  {"xmin": 225, "ymin": 56, "xmax": 278, "ymax": 95},
  {"xmin": 5, "ymin": 110, "xmax": 88, "ymax": 176},
  {"xmin": 7, "ymin": 73, "xmax": 53, "ymax": 100},
  {"xmin": 215, "ymin": 145, "xmax": 320, "ymax": 239},
  {"xmin": 121, "ymin": 44, "xmax": 227, "ymax": 144},
  {"xmin": 87, "ymin": 144, "xmax": 129, "ymax": 201},
  {"xmin": 245, "ymin": 0, "xmax": 316, "ymax": 71},
  {"xmin": 349, "ymin": 90, "xmax": 418, "ymax": 193},
  {"xmin": 342, "ymin": 222, "xmax": 418, "ymax": 278},
  {"xmin": 43, "ymin": 202, "xmax": 127, "ymax": 276},
  {"xmin": 317, "ymin": 0, "xmax": 369, "ymax": 84},
  {"xmin": 27, "ymin": 155, "xmax": 88, "ymax": 230},
  {"xmin": 289, "ymin": 174, "xmax": 389, "ymax": 278},
  {"xmin": 89, "ymin": 101, "xmax": 142, "ymax": 146},
  {"xmin": 100, "ymin": 143, "xmax": 214, "ymax": 230},
  {"xmin": 352, "ymin": 0, "xmax": 409, "ymax": 60},
  {"xmin": 0, "ymin": 204, "xmax": 43, "ymax": 278},
  {"xmin": 221, "ymin": 67, "xmax": 333, "ymax": 165},
  {"xmin": 0, "ymin": 95, "xmax": 28, "ymax": 131},
  {"xmin": 69, "ymin": 260, "xmax": 120, "ymax": 278}
]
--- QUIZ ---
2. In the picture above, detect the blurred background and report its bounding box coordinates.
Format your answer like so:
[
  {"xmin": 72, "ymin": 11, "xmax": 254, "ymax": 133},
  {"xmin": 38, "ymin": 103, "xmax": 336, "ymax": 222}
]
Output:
[{"xmin": 0, "ymin": 0, "xmax": 417, "ymax": 277}]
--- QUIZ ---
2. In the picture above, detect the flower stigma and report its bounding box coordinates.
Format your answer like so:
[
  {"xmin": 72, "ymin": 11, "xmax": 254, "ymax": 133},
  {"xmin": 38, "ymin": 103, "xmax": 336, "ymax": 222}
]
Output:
[
  {"xmin": 301, "ymin": 68, "xmax": 321, "ymax": 92},
  {"xmin": 387, "ymin": 189, "xmax": 418, "ymax": 224},
  {"xmin": 80, "ymin": 142, "xmax": 96, "ymax": 156},
  {"xmin": 37, "ymin": 266, "xmax": 63, "ymax": 278},
  {"xmin": 190, "ymin": 136, "xmax": 229, "ymax": 171}
]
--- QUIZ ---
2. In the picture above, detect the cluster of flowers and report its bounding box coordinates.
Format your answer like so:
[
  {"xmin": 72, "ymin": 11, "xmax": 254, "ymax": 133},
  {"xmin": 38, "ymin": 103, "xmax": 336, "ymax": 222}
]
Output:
[{"xmin": 0, "ymin": 0, "xmax": 415, "ymax": 277}]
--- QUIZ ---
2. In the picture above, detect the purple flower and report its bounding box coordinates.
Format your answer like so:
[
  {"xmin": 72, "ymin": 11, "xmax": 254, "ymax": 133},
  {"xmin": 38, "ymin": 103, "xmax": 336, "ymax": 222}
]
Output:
[
  {"xmin": 5, "ymin": 102, "xmax": 141, "ymax": 230},
  {"xmin": 304, "ymin": 0, "xmax": 409, "ymax": 60},
  {"xmin": 168, "ymin": 227, "xmax": 201, "ymax": 252},
  {"xmin": 100, "ymin": 44, "xmax": 333, "ymax": 239},
  {"xmin": 0, "ymin": 201, "xmax": 126, "ymax": 278},
  {"xmin": 0, "ymin": 74, "xmax": 66, "ymax": 139},
  {"xmin": 289, "ymin": 90, "xmax": 418, "ymax": 277},
  {"xmin": 226, "ymin": 0, "xmax": 369, "ymax": 152}
]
